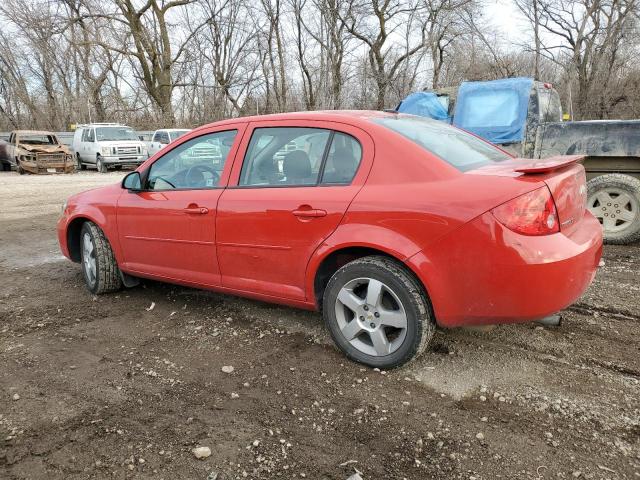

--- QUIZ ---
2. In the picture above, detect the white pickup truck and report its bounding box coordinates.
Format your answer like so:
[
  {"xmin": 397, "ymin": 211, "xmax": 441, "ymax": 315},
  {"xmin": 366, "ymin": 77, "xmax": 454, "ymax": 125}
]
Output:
[
  {"xmin": 147, "ymin": 129, "xmax": 191, "ymax": 157},
  {"xmin": 72, "ymin": 123, "xmax": 148, "ymax": 173}
]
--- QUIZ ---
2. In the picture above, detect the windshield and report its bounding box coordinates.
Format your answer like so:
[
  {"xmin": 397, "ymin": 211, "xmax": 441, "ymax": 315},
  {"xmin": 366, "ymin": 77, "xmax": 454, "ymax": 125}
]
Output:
[
  {"xmin": 20, "ymin": 134, "xmax": 57, "ymax": 145},
  {"xmin": 95, "ymin": 127, "xmax": 138, "ymax": 142},
  {"xmin": 373, "ymin": 115, "xmax": 511, "ymax": 172},
  {"xmin": 169, "ymin": 130, "xmax": 190, "ymax": 141}
]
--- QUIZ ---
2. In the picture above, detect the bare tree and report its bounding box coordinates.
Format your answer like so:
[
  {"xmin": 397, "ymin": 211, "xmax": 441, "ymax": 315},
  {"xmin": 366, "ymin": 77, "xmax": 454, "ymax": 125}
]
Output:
[
  {"xmin": 341, "ymin": 0, "xmax": 428, "ymax": 109},
  {"xmin": 519, "ymin": 0, "xmax": 638, "ymax": 118},
  {"xmin": 74, "ymin": 0, "xmax": 208, "ymax": 123}
]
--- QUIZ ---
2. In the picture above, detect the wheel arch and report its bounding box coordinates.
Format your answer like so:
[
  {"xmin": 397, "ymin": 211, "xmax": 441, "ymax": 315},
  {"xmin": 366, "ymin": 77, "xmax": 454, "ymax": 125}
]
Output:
[
  {"xmin": 582, "ymin": 156, "xmax": 640, "ymax": 182},
  {"xmin": 65, "ymin": 211, "xmax": 114, "ymax": 263},
  {"xmin": 308, "ymin": 243, "xmax": 432, "ymax": 312}
]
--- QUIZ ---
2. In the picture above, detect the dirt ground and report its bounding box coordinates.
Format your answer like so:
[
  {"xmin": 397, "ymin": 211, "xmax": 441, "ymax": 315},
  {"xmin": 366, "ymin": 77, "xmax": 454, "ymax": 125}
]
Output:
[{"xmin": 0, "ymin": 171, "xmax": 638, "ymax": 480}]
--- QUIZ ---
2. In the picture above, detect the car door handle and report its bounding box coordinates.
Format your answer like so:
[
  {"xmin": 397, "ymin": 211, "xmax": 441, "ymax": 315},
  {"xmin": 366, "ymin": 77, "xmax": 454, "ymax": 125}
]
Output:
[
  {"xmin": 292, "ymin": 208, "xmax": 327, "ymax": 218},
  {"xmin": 184, "ymin": 206, "xmax": 209, "ymax": 215}
]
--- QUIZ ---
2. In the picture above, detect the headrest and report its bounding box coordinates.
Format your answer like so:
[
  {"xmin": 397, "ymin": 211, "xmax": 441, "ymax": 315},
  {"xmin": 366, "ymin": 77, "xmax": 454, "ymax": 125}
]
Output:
[{"xmin": 283, "ymin": 150, "xmax": 312, "ymax": 179}]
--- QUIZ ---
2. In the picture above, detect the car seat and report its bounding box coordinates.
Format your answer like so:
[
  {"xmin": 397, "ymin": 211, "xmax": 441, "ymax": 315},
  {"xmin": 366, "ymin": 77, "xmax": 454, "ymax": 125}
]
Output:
[{"xmin": 282, "ymin": 150, "xmax": 313, "ymax": 184}]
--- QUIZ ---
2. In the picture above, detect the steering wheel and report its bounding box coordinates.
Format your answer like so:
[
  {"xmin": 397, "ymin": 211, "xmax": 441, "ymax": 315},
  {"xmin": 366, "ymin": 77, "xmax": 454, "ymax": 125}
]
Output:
[{"xmin": 185, "ymin": 164, "xmax": 219, "ymax": 188}]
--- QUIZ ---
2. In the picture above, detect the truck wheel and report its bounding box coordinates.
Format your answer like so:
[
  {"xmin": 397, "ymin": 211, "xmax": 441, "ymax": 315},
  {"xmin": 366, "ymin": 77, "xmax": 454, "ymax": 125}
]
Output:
[
  {"xmin": 587, "ymin": 174, "xmax": 640, "ymax": 244},
  {"xmin": 80, "ymin": 221, "xmax": 122, "ymax": 294},
  {"xmin": 96, "ymin": 155, "xmax": 107, "ymax": 173},
  {"xmin": 322, "ymin": 256, "xmax": 435, "ymax": 368},
  {"xmin": 76, "ymin": 153, "xmax": 86, "ymax": 170}
]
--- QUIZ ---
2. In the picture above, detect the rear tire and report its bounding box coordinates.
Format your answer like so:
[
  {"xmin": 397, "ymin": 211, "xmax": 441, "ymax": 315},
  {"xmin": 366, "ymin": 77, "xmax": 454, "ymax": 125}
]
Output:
[
  {"xmin": 587, "ymin": 174, "xmax": 640, "ymax": 245},
  {"xmin": 322, "ymin": 255, "xmax": 435, "ymax": 368},
  {"xmin": 80, "ymin": 222, "xmax": 122, "ymax": 294}
]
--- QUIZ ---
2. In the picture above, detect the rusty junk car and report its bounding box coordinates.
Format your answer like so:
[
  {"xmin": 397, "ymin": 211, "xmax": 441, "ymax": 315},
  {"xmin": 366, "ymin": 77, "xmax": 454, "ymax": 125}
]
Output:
[{"xmin": 6, "ymin": 130, "xmax": 75, "ymax": 174}]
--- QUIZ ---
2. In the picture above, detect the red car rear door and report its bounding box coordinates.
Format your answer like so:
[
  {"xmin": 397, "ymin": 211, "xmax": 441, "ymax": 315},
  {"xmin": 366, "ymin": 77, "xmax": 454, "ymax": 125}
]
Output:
[
  {"xmin": 216, "ymin": 120, "xmax": 373, "ymax": 301},
  {"xmin": 116, "ymin": 126, "xmax": 246, "ymax": 286}
]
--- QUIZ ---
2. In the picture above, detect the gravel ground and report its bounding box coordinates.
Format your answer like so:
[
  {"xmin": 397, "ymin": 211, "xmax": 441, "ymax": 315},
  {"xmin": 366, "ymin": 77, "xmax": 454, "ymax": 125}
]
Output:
[{"xmin": 0, "ymin": 171, "xmax": 638, "ymax": 480}]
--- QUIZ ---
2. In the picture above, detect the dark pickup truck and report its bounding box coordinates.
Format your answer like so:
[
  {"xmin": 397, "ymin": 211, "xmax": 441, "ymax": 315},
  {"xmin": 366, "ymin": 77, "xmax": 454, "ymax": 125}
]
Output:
[{"xmin": 398, "ymin": 77, "xmax": 640, "ymax": 244}]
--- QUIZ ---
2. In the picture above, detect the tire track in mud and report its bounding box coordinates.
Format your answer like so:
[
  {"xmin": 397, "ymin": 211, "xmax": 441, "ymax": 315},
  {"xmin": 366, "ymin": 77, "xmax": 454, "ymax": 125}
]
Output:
[
  {"xmin": 569, "ymin": 302, "xmax": 640, "ymax": 322},
  {"xmin": 435, "ymin": 327, "xmax": 640, "ymax": 382}
]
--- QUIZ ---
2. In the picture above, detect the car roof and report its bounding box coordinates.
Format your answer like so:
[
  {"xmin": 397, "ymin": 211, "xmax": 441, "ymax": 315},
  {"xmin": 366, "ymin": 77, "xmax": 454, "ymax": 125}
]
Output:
[{"xmin": 192, "ymin": 110, "xmax": 396, "ymax": 132}]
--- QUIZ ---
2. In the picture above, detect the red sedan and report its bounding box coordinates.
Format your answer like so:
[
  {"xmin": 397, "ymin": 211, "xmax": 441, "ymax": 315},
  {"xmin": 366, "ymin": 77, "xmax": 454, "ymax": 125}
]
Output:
[{"xmin": 58, "ymin": 111, "xmax": 602, "ymax": 368}]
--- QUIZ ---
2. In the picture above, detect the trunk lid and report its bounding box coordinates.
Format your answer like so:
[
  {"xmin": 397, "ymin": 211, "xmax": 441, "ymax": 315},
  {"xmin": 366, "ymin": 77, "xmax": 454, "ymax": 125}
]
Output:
[{"xmin": 469, "ymin": 155, "xmax": 588, "ymax": 235}]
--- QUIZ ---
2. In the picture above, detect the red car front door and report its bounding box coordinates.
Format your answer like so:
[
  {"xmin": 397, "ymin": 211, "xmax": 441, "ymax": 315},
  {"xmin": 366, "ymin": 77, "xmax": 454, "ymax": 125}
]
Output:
[
  {"xmin": 216, "ymin": 121, "xmax": 373, "ymax": 301},
  {"xmin": 117, "ymin": 127, "xmax": 245, "ymax": 286}
]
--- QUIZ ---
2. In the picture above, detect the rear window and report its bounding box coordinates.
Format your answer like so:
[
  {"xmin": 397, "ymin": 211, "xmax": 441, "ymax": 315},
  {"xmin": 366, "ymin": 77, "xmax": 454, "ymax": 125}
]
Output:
[
  {"xmin": 457, "ymin": 89, "xmax": 520, "ymax": 129},
  {"xmin": 373, "ymin": 116, "xmax": 511, "ymax": 171}
]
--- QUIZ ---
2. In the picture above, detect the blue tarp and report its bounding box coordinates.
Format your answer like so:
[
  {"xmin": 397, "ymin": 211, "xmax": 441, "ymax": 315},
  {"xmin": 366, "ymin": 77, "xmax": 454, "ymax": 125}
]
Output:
[
  {"xmin": 453, "ymin": 77, "xmax": 533, "ymax": 144},
  {"xmin": 397, "ymin": 92, "xmax": 449, "ymax": 121}
]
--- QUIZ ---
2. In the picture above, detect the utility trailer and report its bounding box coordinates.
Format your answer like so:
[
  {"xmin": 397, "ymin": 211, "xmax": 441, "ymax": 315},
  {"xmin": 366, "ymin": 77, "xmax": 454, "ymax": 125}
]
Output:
[{"xmin": 398, "ymin": 77, "xmax": 640, "ymax": 244}]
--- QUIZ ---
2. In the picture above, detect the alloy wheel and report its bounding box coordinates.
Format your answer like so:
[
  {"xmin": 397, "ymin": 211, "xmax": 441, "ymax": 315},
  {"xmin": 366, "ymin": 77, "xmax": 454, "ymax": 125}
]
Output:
[
  {"xmin": 82, "ymin": 232, "xmax": 97, "ymax": 287},
  {"xmin": 334, "ymin": 277, "xmax": 408, "ymax": 357},
  {"xmin": 588, "ymin": 187, "xmax": 638, "ymax": 233}
]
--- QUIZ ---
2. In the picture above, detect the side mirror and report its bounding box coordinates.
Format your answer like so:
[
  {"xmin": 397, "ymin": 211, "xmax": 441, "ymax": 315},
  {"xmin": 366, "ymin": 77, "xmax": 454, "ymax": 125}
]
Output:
[{"xmin": 122, "ymin": 171, "xmax": 142, "ymax": 191}]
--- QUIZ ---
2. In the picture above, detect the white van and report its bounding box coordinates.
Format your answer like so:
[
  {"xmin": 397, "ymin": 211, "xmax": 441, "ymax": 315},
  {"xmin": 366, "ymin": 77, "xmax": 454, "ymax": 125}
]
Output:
[{"xmin": 72, "ymin": 123, "xmax": 147, "ymax": 173}]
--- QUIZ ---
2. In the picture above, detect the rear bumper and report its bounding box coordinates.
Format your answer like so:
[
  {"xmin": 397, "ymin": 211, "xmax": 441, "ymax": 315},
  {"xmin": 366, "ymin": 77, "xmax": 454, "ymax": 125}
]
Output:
[{"xmin": 407, "ymin": 210, "xmax": 603, "ymax": 327}]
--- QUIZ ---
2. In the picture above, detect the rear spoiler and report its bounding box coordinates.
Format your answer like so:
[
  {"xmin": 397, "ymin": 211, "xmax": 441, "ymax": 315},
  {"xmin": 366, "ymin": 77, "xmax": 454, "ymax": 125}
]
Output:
[{"xmin": 513, "ymin": 155, "xmax": 585, "ymax": 174}]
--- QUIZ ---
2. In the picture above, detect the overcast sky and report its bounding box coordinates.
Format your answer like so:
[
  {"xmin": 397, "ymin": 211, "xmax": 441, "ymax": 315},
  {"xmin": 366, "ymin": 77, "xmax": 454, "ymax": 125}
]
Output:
[{"xmin": 484, "ymin": 0, "xmax": 529, "ymax": 46}]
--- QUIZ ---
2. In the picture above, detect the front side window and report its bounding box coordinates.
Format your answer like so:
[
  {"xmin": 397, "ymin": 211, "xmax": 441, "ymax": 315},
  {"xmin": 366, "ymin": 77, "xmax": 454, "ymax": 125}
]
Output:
[
  {"xmin": 86, "ymin": 128, "xmax": 95, "ymax": 142},
  {"xmin": 373, "ymin": 116, "xmax": 510, "ymax": 172},
  {"xmin": 239, "ymin": 127, "xmax": 331, "ymax": 186},
  {"xmin": 147, "ymin": 130, "xmax": 237, "ymax": 190},
  {"xmin": 95, "ymin": 126, "xmax": 138, "ymax": 142}
]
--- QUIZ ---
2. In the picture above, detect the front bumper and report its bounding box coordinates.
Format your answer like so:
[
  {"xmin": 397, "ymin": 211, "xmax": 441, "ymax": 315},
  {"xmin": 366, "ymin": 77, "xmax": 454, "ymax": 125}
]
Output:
[
  {"xmin": 57, "ymin": 214, "xmax": 71, "ymax": 260},
  {"xmin": 23, "ymin": 162, "xmax": 75, "ymax": 174},
  {"xmin": 101, "ymin": 155, "xmax": 146, "ymax": 165},
  {"xmin": 407, "ymin": 210, "xmax": 603, "ymax": 327}
]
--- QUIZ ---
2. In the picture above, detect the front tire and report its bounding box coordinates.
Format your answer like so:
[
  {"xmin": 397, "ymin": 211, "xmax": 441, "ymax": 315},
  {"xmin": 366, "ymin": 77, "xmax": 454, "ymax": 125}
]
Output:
[
  {"xmin": 80, "ymin": 222, "xmax": 122, "ymax": 294},
  {"xmin": 322, "ymin": 256, "xmax": 435, "ymax": 368},
  {"xmin": 587, "ymin": 174, "xmax": 640, "ymax": 244},
  {"xmin": 76, "ymin": 153, "xmax": 86, "ymax": 170},
  {"xmin": 96, "ymin": 155, "xmax": 107, "ymax": 173}
]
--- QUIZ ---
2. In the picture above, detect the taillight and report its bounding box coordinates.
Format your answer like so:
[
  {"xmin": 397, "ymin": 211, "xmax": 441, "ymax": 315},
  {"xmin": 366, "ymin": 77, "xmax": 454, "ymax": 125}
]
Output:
[{"xmin": 491, "ymin": 186, "xmax": 559, "ymax": 236}]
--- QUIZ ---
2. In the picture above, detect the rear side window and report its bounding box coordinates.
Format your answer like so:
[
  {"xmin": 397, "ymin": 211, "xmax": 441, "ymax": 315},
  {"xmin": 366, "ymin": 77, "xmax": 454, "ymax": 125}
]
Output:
[
  {"xmin": 373, "ymin": 116, "xmax": 510, "ymax": 172},
  {"xmin": 239, "ymin": 127, "xmax": 331, "ymax": 186},
  {"xmin": 239, "ymin": 127, "xmax": 363, "ymax": 187}
]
